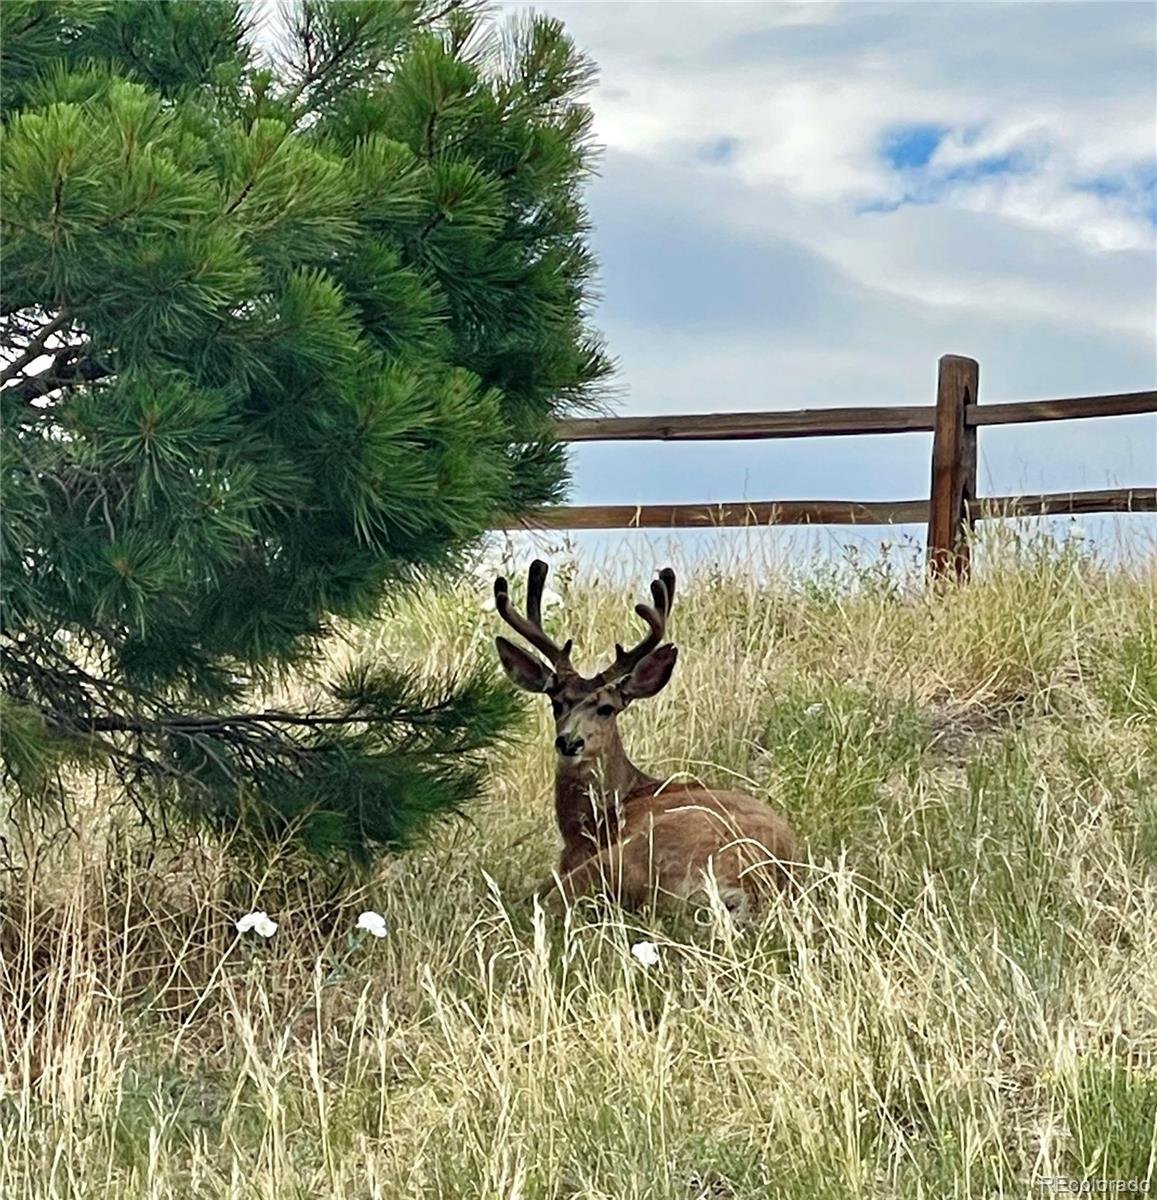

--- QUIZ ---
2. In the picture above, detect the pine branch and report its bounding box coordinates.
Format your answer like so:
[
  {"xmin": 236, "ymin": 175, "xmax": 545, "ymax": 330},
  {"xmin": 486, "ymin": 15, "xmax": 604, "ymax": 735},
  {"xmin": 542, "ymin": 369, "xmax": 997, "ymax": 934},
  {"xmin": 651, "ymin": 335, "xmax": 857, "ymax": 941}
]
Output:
[
  {"xmin": 2, "ymin": 636, "xmax": 461, "ymax": 744},
  {"xmin": 83, "ymin": 709, "xmax": 397, "ymax": 734},
  {"xmin": 0, "ymin": 309, "xmax": 73, "ymax": 382},
  {"xmin": 5, "ymin": 639, "xmax": 322, "ymax": 785},
  {"xmin": 281, "ymin": 8, "xmax": 372, "ymax": 119},
  {"xmin": 415, "ymin": 0, "xmax": 470, "ymax": 29},
  {"xmin": 5, "ymin": 344, "xmax": 111, "ymax": 402}
]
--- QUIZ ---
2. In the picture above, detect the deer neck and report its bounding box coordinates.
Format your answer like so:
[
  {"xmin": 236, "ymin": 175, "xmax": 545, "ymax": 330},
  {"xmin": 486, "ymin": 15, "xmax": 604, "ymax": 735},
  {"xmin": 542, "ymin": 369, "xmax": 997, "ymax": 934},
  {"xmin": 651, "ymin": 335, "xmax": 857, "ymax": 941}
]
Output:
[{"xmin": 553, "ymin": 726, "xmax": 656, "ymax": 854}]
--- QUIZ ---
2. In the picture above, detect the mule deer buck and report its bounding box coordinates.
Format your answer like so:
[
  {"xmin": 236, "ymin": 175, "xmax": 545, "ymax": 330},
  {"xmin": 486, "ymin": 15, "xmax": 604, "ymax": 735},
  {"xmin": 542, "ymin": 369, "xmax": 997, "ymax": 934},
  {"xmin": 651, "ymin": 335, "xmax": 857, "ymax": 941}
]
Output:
[{"xmin": 493, "ymin": 561, "xmax": 796, "ymax": 913}]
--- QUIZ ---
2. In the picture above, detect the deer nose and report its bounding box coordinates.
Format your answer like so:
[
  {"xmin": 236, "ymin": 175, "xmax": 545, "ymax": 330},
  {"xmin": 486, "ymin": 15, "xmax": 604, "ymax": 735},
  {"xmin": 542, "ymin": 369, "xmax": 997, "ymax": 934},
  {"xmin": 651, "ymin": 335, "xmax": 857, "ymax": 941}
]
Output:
[{"xmin": 555, "ymin": 734, "xmax": 585, "ymax": 757}]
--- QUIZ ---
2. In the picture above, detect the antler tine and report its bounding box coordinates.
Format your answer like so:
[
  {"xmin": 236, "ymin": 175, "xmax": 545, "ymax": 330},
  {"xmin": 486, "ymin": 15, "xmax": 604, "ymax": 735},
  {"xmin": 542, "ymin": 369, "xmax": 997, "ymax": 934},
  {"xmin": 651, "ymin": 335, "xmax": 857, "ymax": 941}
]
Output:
[
  {"xmin": 493, "ymin": 560, "xmax": 572, "ymax": 671},
  {"xmin": 526, "ymin": 558, "xmax": 548, "ymax": 628},
  {"xmin": 597, "ymin": 567, "xmax": 676, "ymax": 685}
]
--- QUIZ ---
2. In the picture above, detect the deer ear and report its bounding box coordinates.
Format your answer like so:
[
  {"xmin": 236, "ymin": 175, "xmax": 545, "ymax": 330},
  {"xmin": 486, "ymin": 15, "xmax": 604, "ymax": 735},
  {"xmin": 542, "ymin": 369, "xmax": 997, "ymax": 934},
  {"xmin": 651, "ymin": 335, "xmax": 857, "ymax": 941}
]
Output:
[
  {"xmin": 621, "ymin": 644, "xmax": 678, "ymax": 701},
  {"xmin": 495, "ymin": 636, "xmax": 553, "ymax": 693}
]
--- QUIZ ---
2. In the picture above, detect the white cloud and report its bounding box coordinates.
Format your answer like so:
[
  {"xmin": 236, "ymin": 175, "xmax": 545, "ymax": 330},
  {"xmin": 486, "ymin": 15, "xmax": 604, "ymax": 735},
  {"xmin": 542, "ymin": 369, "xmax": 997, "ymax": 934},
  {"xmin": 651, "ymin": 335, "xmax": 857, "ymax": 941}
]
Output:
[
  {"xmin": 518, "ymin": 1, "xmax": 1155, "ymax": 274},
  {"xmin": 950, "ymin": 173, "xmax": 1148, "ymax": 255}
]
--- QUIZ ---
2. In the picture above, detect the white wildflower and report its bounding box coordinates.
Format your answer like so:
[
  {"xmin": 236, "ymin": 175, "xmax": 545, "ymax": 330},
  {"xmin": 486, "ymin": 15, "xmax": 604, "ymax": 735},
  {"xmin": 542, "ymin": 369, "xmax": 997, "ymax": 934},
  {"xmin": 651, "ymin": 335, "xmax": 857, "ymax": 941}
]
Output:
[
  {"xmin": 235, "ymin": 911, "xmax": 278, "ymax": 938},
  {"xmin": 356, "ymin": 911, "xmax": 389, "ymax": 939},
  {"xmin": 804, "ymin": 703, "xmax": 825, "ymax": 718},
  {"xmin": 630, "ymin": 940, "xmax": 661, "ymax": 968}
]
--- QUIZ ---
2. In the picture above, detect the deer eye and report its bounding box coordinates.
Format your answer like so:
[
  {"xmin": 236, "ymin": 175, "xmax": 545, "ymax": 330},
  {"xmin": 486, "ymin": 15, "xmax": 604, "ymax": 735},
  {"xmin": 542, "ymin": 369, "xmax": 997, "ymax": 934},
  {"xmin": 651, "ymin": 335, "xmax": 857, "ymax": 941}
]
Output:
[
  {"xmin": 596, "ymin": 703, "xmax": 615, "ymax": 718},
  {"xmin": 550, "ymin": 699, "xmax": 563, "ymax": 718}
]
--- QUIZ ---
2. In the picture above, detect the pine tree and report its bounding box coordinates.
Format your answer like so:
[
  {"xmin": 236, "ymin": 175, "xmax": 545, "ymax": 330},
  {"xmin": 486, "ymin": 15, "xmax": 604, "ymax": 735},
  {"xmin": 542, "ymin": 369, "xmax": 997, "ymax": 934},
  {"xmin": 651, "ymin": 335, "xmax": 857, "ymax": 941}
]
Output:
[{"xmin": 0, "ymin": 0, "xmax": 609, "ymax": 862}]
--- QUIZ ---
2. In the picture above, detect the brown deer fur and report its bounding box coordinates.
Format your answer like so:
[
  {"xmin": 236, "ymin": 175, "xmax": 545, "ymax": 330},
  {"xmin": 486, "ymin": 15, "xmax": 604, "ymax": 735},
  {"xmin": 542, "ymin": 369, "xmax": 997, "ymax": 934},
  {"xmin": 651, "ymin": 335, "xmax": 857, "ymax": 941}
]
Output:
[{"xmin": 493, "ymin": 561, "xmax": 796, "ymax": 913}]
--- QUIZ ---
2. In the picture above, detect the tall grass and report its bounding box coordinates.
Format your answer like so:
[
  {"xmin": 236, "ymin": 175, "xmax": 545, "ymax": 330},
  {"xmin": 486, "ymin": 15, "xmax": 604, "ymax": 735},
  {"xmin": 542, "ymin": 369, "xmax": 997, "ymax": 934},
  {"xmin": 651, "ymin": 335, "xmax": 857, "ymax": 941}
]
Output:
[{"xmin": 2, "ymin": 528, "xmax": 1155, "ymax": 1199}]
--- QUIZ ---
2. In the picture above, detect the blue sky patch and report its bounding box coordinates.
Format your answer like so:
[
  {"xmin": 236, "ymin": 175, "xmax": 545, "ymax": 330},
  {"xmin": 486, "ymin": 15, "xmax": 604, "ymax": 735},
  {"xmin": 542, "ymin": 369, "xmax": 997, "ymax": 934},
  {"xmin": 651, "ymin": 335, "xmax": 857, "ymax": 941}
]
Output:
[
  {"xmin": 864, "ymin": 137, "xmax": 1042, "ymax": 218},
  {"xmin": 855, "ymin": 195, "xmax": 928, "ymax": 216},
  {"xmin": 697, "ymin": 136, "xmax": 738, "ymax": 165},
  {"xmin": 1076, "ymin": 166, "xmax": 1157, "ymax": 224},
  {"xmin": 1078, "ymin": 177, "xmax": 1125, "ymax": 199},
  {"xmin": 942, "ymin": 151, "xmax": 1035, "ymax": 183},
  {"xmin": 880, "ymin": 124, "xmax": 948, "ymax": 170}
]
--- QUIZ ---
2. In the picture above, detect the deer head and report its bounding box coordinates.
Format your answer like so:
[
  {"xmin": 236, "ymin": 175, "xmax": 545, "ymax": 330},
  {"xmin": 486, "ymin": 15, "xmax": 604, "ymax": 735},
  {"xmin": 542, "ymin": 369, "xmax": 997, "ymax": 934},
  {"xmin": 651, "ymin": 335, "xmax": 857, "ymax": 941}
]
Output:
[{"xmin": 493, "ymin": 561, "xmax": 678, "ymax": 768}]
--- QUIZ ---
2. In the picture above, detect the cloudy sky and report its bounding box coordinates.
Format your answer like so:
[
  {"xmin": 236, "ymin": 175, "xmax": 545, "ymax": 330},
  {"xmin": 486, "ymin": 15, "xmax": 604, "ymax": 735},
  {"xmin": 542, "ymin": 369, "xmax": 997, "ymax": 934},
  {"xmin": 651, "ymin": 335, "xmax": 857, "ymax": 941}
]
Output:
[{"xmin": 499, "ymin": 0, "xmax": 1155, "ymax": 565}]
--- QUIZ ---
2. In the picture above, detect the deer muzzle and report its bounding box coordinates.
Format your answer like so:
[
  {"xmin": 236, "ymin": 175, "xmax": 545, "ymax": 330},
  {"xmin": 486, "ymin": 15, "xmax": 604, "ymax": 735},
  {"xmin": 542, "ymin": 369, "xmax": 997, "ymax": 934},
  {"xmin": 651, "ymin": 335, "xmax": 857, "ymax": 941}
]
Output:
[{"xmin": 554, "ymin": 733, "xmax": 585, "ymax": 758}]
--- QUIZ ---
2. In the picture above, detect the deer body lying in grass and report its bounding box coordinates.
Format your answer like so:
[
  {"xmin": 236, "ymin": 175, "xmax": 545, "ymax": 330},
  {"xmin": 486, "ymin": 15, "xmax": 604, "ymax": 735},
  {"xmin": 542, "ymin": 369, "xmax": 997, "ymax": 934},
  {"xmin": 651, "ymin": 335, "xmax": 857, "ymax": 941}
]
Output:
[{"xmin": 494, "ymin": 561, "xmax": 796, "ymax": 913}]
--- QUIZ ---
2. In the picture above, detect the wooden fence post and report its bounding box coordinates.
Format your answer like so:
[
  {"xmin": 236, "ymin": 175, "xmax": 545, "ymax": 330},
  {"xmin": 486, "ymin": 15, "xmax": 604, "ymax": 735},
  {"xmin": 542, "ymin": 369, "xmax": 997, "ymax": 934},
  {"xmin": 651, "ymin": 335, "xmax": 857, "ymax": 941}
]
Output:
[{"xmin": 927, "ymin": 354, "xmax": 979, "ymax": 581}]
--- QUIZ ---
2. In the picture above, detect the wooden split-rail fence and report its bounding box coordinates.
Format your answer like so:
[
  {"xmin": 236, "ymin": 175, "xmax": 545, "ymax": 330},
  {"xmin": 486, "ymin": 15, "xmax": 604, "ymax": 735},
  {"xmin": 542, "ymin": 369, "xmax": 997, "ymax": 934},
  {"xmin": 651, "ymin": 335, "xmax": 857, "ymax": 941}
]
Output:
[{"xmin": 505, "ymin": 355, "xmax": 1157, "ymax": 580}]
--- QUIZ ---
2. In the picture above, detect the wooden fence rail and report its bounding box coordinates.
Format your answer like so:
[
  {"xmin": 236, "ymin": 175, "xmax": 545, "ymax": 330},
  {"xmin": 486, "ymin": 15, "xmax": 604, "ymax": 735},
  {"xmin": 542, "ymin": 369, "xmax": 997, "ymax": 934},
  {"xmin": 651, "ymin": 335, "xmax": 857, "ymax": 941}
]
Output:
[
  {"xmin": 515, "ymin": 490, "xmax": 1157, "ymax": 533},
  {"xmin": 507, "ymin": 356, "xmax": 1156, "ymax": 581},
  {"xmin": 554, "ymin": 390, "xmax": 1157, "ymax": 442}
]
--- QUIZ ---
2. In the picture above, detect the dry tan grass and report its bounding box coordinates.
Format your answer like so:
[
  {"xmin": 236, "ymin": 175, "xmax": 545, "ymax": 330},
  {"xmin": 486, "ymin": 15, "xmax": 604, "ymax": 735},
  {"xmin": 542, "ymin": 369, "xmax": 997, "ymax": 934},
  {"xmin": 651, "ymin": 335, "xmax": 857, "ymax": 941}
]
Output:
[{"xmin": 2, "ymin": 528, "xmax": 1155, "ymax": 1199}]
